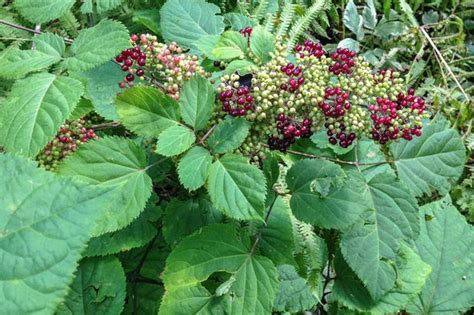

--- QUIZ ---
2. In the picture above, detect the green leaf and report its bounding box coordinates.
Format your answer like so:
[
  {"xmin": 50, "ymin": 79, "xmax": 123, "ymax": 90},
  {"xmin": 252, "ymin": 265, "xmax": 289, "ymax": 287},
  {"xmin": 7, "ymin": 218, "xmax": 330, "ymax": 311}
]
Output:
[
  {"xmin": 340, "ymin": 173, "xmax": 420, "ymax": 301},
  {"xmin": 179, "ymin": 74, "xmax": 215, "ymax": 131},
  {"xmin": 15, "ymin": 0, "xmax": 75, "ymax": 23},
  {"xmin": 57, "ymin": 137, "xmax": 152, "ymax": 236},
  {"xmin": 274, "ymin": 264, "xmax": 317, "ymax": 313},
  {"xmin": 389, "ymin": 118, "xmax": 466, "ymax": 197},
  {"xmin": 224, "ymin": 13, "xmax": 256, "ymax": 31},
  {"xmin": 333, "ymin": 244, "xmax": 431, "ymax": 313},
  {"xmin": 178, "ymin": 146, "xmax": 213, "ymax": 191},
  {"xmin": 193, "ymin": 34, "xmax": 220, "ymax": 59},
  {"xmin": 163, "ymin": 197, "xmax": 222, "ymax": 247},
  {"xmin": 224, "ymin": 59, "xmax": 257, "ymax": 75},
  {"xmin": 362, "ymin": 0, "xmax": 377, "ymax": 29},
  {"xmin": 161, "ymin": 224, "xmax": 279, "ymax": 314},
  {"xmin": 69, "ymin": 98, "xmax": 94, "ymax": 120},
  {"xmin": 406, "ymin": 196, "xmax": 474, "ymax": 314},
  {"xmin": 207, "ymin": 154, "xmax": 267, "ymax": 221},
  {"xmin": 73, "ymin": 61, "xmax": 123, "ymax": 120},
  {"xmin": 0, "ymin": 47, "xmax": 60, "ymax": 79},
  {"xmin": 56, "ymin": 257, "xmax": 126, "ymax": 315},
  {"xmin": 96, "ymin": 0, "xmax": 123, "ymax": 14},
  {"xmin": 160, "ymin": 0, "xmax": 225, "ymax": 49},
  {"xmin": 133, "ymin": 9, "xmax": 161, "ymax": 34},
  {"xmin": 399, "ymin": 0, "xmax": 419, "ymax": 27},
  {"xmin": 63, "ymin": 19, "xmax": 130, "ymax": 72},
  {"xmin": 116, "ymin": 86, "xmax": 180, "ymax": 137},
  {"xmin": 212, "ymin": 31, "xmax": 248, "ymax": 60},
  {"xmin": 343, "ymin": 0, "xmax": 363, "ymax": 39},
  {"xmin": 0, "ymin": 153, "xmax": 111, "ymax": 314},
  {"xmin": 250, "ymin": 25, "xmax": 275, "ymax": 64},
  {"xmin": 337, "ymin": 38, "xmax": 360, "ymax": 52},
  {"xmin": 0, "ymin": 73, "xmax": 83, "ymax": 157},
  {"xmin": 287, "ymin": 159, "xmax": 369, "ymax": 229},
  {"xmin": 259, "ymin": 197, "xmax": 295, "ymax": 265},
  {"xmin": 84, "ymin": 207, "xmax": 157, "ymax": 257},
  {"xmin": 32, "ymin": 32, "xmax": 65, "ymax": 58},
  {"xmin": 156, "ymin": 125, "xmax": 196, "ymax": 157},
  {"xmin": 383, "ymin": 0, "xmax": 391, "ymax": 19},
  {"xmin": 207, "ymin": 118, "xmax": 250, "ymax": 154}
]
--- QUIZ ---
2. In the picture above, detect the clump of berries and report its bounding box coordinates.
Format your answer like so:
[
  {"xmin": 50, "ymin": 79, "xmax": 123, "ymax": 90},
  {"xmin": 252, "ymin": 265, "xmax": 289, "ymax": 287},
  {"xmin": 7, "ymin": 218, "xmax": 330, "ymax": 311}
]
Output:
[
  {"xmin": 115, "ymin": 34, "xmax": 206, "ymax": 100},
  {"xmin": 295, "ymin": 40, "xmax": 325, "ymax": 59},
  {"xmin": 267, "ymin": 115, "xmax": 312, "ymax": 151},
  {"xmin": 37, "ymin": 118, "xmax": 97, "ymax": 171},
  {"xmin": 240, "ymin": 27, "xmax": 253, "ymax": 37},
  {"xmin": 218, "ymin": 74, "xmax": 254, "ymax": 116},
  {"xmin": 279, "ymin": 63, "xmax": 305, "ymax": 93},
  {"xmin": 329, "ymin": 48, "xmax": 357, "ymax": 75}
]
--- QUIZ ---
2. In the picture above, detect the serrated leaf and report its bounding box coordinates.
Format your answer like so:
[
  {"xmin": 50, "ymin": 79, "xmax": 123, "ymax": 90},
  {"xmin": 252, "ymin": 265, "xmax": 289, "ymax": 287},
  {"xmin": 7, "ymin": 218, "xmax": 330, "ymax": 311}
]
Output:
[
  {"xmin": 287, "ymin": 159, "xmax": 369, "ymax": 229},
  {"xmin": 0, "ymin": 153, "xmax": 112, "ymax": 314},
  {"xmin": 207, "ymin": 117, "xmax": 250, "ymax": 154},
  {"xmin": 160, "ymin": 0, "xmax": 225, "ymax": 49},
  {"xmin": 340, "ymin": 172, "xmax": 420, "ymax": 301},
  {"xmin": 15, "ymin": 0, "xmax": 75, "ymax": 23},
  {"xmin": 133, "ymin": 9, "xmax": 161, "ymax": 34},
  {"xmin": 69, "ymin": 98, "xmax": 94, "ymax": 120},
  {"xmin": 96, "ymin": 0, "xmax": 123, "ymax": 14},
  {"xmin": 0, "ymin": 73, "xmax": 83, "ymax": 157},
  {"xmin": 343, "ymin": 0, "xmax": 363, "ymax": 38},
  {"xmin": 84, "ymin": 206, "xmax": 157, "ymax": 257},
  {"xmin": 178, "ymin": 146, "xmax": 212, "ymax": 191},
  {"xmin": 163, "ymin": 197, "xmax": 222, "ymax": 247},
  {"xmin": 161, "ymin": 224, "xmax": 279, "ymax": 314},
  {"xmin": 156, "ymin": 125, "xmax": 195, "ymax": 157},
  {"xmin": 73, "ymin": 61, "xmax": 123, "ymax": 120},
  {"xmin": 0, "ymin": 47, "xmax": 60, "ymax": 79},
  {"xmin": 63, "ymin": 19, "xmax": 129, "ymax": 71},
  {"xmin": 250, "ymin": 25, "xmax": 275, "ymax": 64},
  {"xmin": 406, "ymin": 196, "xmax": 474, "ymax": 314},
  {"xmin": 207, "ymin": 154, "xmax": 267, "ymax": 221},
  {"xmin": 179, "ymin": 74, "xmax": 215, "ymax": 131},
  {"xmin": 116, "ymin": 86, "xmax": 180, "ymax": 137},
  {"xmin": 259, "ymin": 197, "xmax": 295, "ymax": 265},
  {"xmin": 57, "ymin": 137, "xmax": 152, "ymax": 236},
  {"xmin": 224, "ymin": 59, "xmax": 257, "ymax": 75},
  {"xmin": 337, "ymin": 38, "xmax": 360, "ymax": 52},
  {"xmin": 56, "ymin": 256, "xmax": 126, "ymax": 315},
  {"xmin": 333, "ymin": 244, "xmax": 431, "ymax": 313},
  {"xmin": 32, "ymin": 32, "xmax": 65, "ymax": 58},
  {"xmin": 274, "ymin": 264, "xmax": 317, "ymax": 313},
  {"xmin": 224, "ymin": 12, "xmax": 257, "ymax": 31},
  {"xmin": 193, "ymin": 34, "xmax": 220, "ymax": 59},
  {"xmin": 362, "ymin": 0, "xmax": 377, "ymax": 29},
  {"xmin": 389, "ymin": 118, "xmax": 466, "ymax": 197},
  {"xmin": 212, "ymin": 31, "xmax": 248, "ymax": 60}
]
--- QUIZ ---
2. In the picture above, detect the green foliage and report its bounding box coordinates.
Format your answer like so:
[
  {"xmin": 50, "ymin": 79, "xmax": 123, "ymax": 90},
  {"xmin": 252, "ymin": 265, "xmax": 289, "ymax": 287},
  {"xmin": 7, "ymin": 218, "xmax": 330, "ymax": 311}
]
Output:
[
  {"xmin": 156, "ymin": 125, "xmax": 195, "ymax": 156},
  {"xmin": 179, "ymin": 74, "xmax": 215, "ymax": 131},
  {"xmin": 14, "ymin": 0, "xmax": 75, "ymax": 23},
  {"xmin": 213, "ymin": 30, "xmax": 248, "ymax": 60},
  {"xmin": 250, "ymin": 25, "xmax": 275, "ymax": 64},
  {"xmin": 0, "ymin": 73, "xmax": 83, "ymax": 157},
  {"xmin": 178, "ymin": 146, "xmax": 213, "ymax": 191},
  {"xmin": 0, "ymin": 47, "xmax": 60, "ymax": 79},
  {"xmin": 207, "ymin": 117, "xmax": 251, "ymax": 154}
]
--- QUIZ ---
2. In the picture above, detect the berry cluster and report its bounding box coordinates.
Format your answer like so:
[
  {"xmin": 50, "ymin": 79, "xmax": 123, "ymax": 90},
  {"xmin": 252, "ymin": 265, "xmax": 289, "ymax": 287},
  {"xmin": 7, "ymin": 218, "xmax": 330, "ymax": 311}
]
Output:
[
  {"xmin": 218, "ymin": 74, "xmax": 254, "ymax": 116},
  {"xmin": 319, "ymin": 87, "xmax": 351, "ymax": 118},
  {"xmin": 37, "ymin": 118, "xmax": 97, "ymax": 171},
  {"xmin": 240, "ymin": 27, "xmax": 253, "ymax": 37},
  {"xmin": 116, "ymin": 36, "xmax": 147, "ymax": 88},
  {"xmin": 295, "ymin": 40, "xmax": 325, "ymax": 58},
  {"xmin": 369, "ymin": 88, "xmax": 425, "ymax": 143},
  {"xmin": 267, "ymin": 114, "xmax": 312, "ymax": 151},
  {"xmin": 329, "ymin": 48, "xmax": 357, "ymax": 75},
  {"xmin": 279, "ymin": 63, "xmax": 305, "ymax": 93},
  {"xmin": 115, "ymin": 34, "xmax": 205, "ymax": 100}
]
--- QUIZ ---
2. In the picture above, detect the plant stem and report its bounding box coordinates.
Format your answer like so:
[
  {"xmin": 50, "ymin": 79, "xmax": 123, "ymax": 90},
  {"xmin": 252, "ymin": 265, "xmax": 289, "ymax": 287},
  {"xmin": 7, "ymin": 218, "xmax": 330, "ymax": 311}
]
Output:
[
  {"xmin": 199, "ymin": 125, "xmax": 216, "ymax": 145},
  {"xmin": 0, "ymin": 19, "xmax": 73, "ymax": 43},
  {"xmin": 249, "ymin": 193, "xmax": 278, "ymax": 255}
]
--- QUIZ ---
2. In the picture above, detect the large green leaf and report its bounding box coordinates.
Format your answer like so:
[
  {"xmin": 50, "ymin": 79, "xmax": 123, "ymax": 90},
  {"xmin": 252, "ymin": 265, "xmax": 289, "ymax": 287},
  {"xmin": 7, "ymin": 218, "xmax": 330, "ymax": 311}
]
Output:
[
  {"xmin": 333, "ymin": 244, "xmax": 431, "ymax": 313},
  {"xmin": 160, "ymin": 0, "xmax": 225, "ymax": 49},
  {"xmin": 340, "ymin": 172, "xmax": 420, "ymax": 301},
  {"xmin": 0, "ymin": 73, "xmax": 83, "ymax": 157},
  {"xmin": 163, "ymin": 197, "xmax": 223, "ymax": 247},
  {"xmin": 212, "ymin": 31, "xmax": 248, "ymax": 60},
  {"xmin": 343, "ymin": 0, "xmax": 363, "ymax": 39},
  {"xmin": 207, "ymin": 117, "xmax": 251, "ymax": 154},
  {"xmin": 274, "ymin": 264, "xmax": 317, "ymax": 313},
  {"xmin": 32, "ymin": 32, "xmax": 65, "ymax": 58},
  {"xmin": 96, "ymin": 0, "xmax": 123, "ymax": 13},
  {"xmin": 250, "ymin": 25, "xmax": 275, "ymax": 64},
  {"xmin": 15, "ymin": 0, "xmax": 75, "ymax": 23},
  {"xmin": 161, "ymin": 224, "xmax": 279, "ymax": 314},
  {"xmin": 156, "ymin": 125, "xmax": 196, "ymax": 157},
  {"xmin": 56, "ymin": 257, "xmax": 126, "ymax": 315},
  {"xmin": 0, "ymin": 153, "xmax": 112, "ymax": 314},
  {"xmin": 57, "ymin": 137, "xmax": 152, "ymax": 236},
  {"xmin": 0, "ymin": 47, "xmax": 60, "ymax": 79},
  {"xmin": 63, "ymin": 19, "xmax": 129, "ymax": 72},
  {"xmin": 406, "ymin": 196, "xmax": 474, "ymax": 314},
  {"xmin": 179, "ymin": 74, "xmax": 215, "ymax": 131},
  {"xmin": 73, "ymin": 61, "xmax": 123, "ymax": 120},
  {"xmin": 207, "ymin": 154, "xmax": 267, "ymax": 221},
  {"xmin": 259, "ymin": 197, "xmax": 295, "ymax": 265},
  {"xmin": 116, "ymin": 86, "xmax": 180, "ymax": 137},
  {"xmin": 178, "ymin": 146, "xmax": 213, "ymax": 191},
  {"xmin": 390, "ymin": 118, "xmax": 466, "ymax": 197},
  {"xmin": 287, "ymin": 159, "xmax": 369, "ymax": 229}
]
